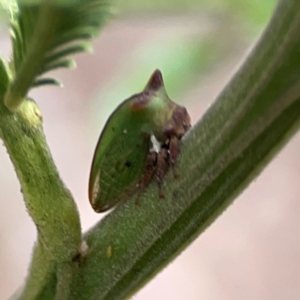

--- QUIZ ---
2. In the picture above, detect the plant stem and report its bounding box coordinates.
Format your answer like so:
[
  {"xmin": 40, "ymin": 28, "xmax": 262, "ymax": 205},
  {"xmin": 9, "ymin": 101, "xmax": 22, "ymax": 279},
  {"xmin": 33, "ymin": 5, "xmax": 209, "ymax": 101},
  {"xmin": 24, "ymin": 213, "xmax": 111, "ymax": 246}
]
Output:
[
  {"xmin": 66, "ymin": 0, "xmax": 300, "ymax": 299},
  {"xmin": 0, "ymin": 98, "xmax": 81, "ymax": 299}
]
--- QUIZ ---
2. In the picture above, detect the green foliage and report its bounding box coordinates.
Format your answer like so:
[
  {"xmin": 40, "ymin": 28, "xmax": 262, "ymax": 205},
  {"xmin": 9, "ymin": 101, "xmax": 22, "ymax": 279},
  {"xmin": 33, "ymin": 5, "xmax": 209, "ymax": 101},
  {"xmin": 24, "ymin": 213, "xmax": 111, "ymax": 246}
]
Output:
[
  {"xmin": 4, "ymin": 0, "xmax": 110, "ymax": 110},
  {"xmin": 11, "ymin": 0, "xmax": 108, "ymax": 75}
]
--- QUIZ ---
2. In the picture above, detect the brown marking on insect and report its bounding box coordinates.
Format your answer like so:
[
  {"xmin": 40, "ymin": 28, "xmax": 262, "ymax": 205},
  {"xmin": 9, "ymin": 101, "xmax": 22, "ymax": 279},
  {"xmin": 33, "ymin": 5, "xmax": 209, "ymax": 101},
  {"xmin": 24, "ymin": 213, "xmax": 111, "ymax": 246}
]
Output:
[
  {"xmin": 141, "ymin": 131, "xmax": 150, "ymax": 140},
  {"xmin": 164, "ymin": 105, "xmax": 191, "ymax": 139},
  {"xmin": 146, "ymin": 69, "xmax": 164, "ymax": 91},
  {"xmin": 130, "ymin": 92, "xmax": 151, "ymax": 111},
  {"xmin": 134, "ymin": 106, "xmax": 190, "ymax": 204},
  {"xmin": 158, "ymin": 105, "xmax": 191, "ymax": 179},
  {"xmin": 135, "ymin": 152, "xmax": 157, "ymax": 206}
]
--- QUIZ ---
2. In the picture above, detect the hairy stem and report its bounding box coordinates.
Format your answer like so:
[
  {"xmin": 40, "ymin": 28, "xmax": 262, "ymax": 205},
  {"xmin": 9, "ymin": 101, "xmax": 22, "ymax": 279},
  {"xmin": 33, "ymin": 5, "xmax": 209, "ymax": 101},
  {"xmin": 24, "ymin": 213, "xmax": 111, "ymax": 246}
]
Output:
[
  {"xmin": 66, "ymin": 0, "xmax": 300, "ymax": 299},
  {"xmin": 0, "ymin": 98, "xmax": 81, "ymax": 299}
]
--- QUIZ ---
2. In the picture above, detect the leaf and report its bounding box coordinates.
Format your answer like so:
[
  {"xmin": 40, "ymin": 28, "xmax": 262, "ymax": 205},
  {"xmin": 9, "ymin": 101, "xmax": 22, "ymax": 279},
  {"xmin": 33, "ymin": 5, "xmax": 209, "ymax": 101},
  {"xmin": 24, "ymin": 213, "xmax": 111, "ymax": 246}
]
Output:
[
  {"xmin": 32, "ymin": 77, "xmax": 62, "ymax": 87},
  {"xmin": 5, "ymin": 0, "xmax": 110, "ymax": 110}
]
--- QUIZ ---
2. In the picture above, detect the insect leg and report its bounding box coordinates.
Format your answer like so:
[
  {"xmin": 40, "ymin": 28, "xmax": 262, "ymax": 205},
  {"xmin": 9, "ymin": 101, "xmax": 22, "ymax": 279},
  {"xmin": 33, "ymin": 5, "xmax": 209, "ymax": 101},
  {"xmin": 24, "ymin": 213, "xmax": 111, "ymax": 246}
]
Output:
[{"xmin": 135, "ymin": 151, "xmax": 157, "ymax": 206}]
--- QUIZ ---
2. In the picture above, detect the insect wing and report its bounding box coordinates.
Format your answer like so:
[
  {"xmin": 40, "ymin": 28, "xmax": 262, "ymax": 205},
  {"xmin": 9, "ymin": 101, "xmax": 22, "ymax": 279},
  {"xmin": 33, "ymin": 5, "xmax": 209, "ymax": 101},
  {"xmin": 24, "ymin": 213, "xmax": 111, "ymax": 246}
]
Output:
[{"xmin": 90, "ymin": 128, "xmax": 150, "ymax": 212}]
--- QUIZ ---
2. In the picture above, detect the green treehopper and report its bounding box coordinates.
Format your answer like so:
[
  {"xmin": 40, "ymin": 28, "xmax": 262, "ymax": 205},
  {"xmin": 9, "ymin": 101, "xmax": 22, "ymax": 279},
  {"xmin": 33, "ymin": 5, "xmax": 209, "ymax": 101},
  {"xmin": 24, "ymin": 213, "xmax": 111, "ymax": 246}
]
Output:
[{"xmin": 89, "ymin": 69, "xmax": 191, "ymax": 212}]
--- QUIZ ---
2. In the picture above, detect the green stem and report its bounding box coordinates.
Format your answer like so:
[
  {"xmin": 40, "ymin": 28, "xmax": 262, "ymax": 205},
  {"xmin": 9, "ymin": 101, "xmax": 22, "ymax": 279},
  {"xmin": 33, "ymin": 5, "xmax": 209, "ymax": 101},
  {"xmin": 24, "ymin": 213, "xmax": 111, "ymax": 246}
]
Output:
[
  {"xmin": 19, "ymin": 243, "xmax": 56, "ymax": 300},
  {"xmin": 0, "ymin": 98, "xmax": 81, "ymax": 299},
  {"xmin": 65, "ymin": 0, "xmax": 300, "ymax": 299},
  {"xmin": 55, "ymin": 262, "xmax": 77, "ymax": 300}
]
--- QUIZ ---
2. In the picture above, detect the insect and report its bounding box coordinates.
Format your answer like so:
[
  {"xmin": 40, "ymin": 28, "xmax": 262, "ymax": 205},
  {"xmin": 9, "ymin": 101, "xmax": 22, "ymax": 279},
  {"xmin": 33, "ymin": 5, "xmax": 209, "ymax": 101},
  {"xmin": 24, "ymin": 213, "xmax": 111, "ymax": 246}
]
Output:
[{"xmin": 89, "ymin": 69, "xmax": 191, "ymax": 212}]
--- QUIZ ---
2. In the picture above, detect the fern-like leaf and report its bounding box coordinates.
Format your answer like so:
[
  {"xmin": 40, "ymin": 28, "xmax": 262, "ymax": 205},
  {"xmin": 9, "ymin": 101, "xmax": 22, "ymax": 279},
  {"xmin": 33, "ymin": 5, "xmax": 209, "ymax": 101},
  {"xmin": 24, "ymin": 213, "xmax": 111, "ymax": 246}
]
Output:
[{"xmin": 5, "ymin": 0, "xmax": 110, "ymax": 110}]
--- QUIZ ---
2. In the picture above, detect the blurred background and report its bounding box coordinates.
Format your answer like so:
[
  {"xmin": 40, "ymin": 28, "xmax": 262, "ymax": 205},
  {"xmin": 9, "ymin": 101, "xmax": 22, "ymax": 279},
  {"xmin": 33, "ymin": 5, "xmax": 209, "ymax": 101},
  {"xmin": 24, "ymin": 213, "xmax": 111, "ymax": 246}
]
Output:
[{"xmin": 2, "ymin": 0, "xmax": 300, "ymax": 299}]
